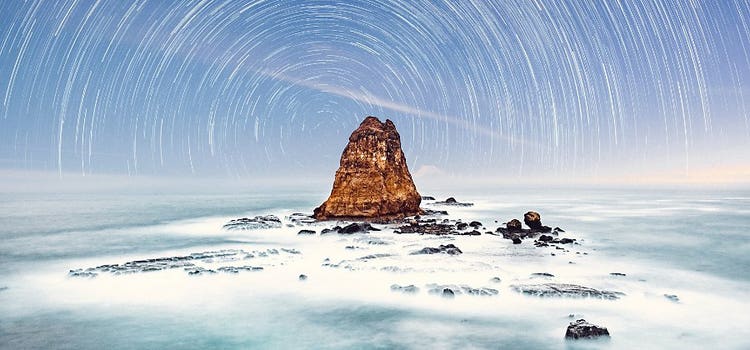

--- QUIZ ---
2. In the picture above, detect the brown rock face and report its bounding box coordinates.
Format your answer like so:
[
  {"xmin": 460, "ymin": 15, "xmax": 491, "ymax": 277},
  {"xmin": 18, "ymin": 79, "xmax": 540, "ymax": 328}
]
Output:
[
  {"xmin": 314, "ymin": 116, "xmax": 422, "ymax": 220},
  {"xmin": 524, "ymin": 211, "xmax": 542, "ymax": 230}
]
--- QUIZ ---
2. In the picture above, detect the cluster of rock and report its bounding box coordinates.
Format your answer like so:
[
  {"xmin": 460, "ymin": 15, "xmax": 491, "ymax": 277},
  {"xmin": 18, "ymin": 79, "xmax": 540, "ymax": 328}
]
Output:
[
  {"xmin": 396, "ymin": 217, "xmax": 483, "ymax": 236},
  {"xmin": 493, "ymin": 211, "xmax": 574, "ymax": 247}
]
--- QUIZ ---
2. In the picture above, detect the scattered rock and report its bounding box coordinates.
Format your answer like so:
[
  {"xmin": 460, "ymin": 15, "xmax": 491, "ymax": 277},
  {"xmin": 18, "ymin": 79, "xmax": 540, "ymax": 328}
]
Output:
[
  {"xmin": 511, "ymin": 283, "xmax": 623, "ymax": 300},
  {"xmin": 469, "ymin": 221, "xmax": 483, "ymax": 228},
  {"xmin": 441, "ymin": 288, "xmax": 456, "ymax": 298},
  {"xmin": 421, "ymin": 196, "xmax": 436, "ymax": 201},
  {"xmin": 216, "ymin": 266, "xmax": 264, "ymax": 273},
  {"xmin": 609, "ymin": 272, "xmax": 627, "ymax": 277},
  {"xmin": 427, "ymin": 283, "xmax": 499, "ymax": 297},
  {"xmin": 411, "ymin": 244, "xmax": 463, "ymax": 255},
  {"xmin": 422, "ymin": 209, "xmax": 448, "ymax": 216},
  {"xmin": 338, "ymin": 222, "xmax": 380, "ymax": 234},
  {"xmin": 391, "ymin": 284, "xmax": 420, "ymax": 294},
  {"xmin": 314, "ymin": 116, "xmax": 422, "ymax": 220},
  {"xmin": 357, "ymin": 253, "xmax": 394, "ymax": 260},
  {"xmin": 490, "ymin": 277, "xmax": 502, "ymax": 283},
  {"xmin": 531, "ymin": 272, "xmax": 555, "ymax": 278},
  {"xmin": 223, "ymin": 215, "xmax": 282, "ymax": 230},
  {"xmin": 565, "ymin": 319, "xmax": 610, "ymax": 339},
  {"xmin": 456, "ymin": 222, "xmax": 469, "ymax": 230},
  {"xmin": 299, "ymin": 274, "xmax": 308, "ymax": 281},
  {"xmin": 538, "ymin": 235, "xmax": 554, "ymax": 242},
  {"xmin": 512, "ymin": 237, "xmax": 522, "ymax": 244},
  {"xmin": 664, "ymin": 294, "xmax": 680, "ymax": 302},
  {"xmin": 297, "ymin": 229, "xmax": 316, "ymax": 235},
  {"xmin": 288, "ymin": 213, "xmax": 315, "ymax": 225},
  {"xmin": 552, "ymin": 238, "xmax": 576, "ymax": 244},
  {"xmin": 433, "ymin": 197, "xmax": 474, "ymax": 206}
]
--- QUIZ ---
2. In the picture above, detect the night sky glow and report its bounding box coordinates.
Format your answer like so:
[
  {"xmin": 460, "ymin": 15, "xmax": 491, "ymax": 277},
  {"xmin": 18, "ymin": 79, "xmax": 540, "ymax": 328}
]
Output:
[{"xmin": 1, "ymin": 0, "xmax": 749, "ymax": 183}]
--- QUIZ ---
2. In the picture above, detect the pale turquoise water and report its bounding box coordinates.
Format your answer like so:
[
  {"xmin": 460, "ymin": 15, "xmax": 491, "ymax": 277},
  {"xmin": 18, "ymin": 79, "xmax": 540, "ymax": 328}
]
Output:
[{"xmin": 1, "ymin": 186, "xmax": 749, "ymax": 349}]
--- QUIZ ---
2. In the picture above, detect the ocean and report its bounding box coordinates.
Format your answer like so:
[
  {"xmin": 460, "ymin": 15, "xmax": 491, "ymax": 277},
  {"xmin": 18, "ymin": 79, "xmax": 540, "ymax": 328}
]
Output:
[{"xmin": 1, "ymin": 185, "xmax": 749, "ymax": 349}]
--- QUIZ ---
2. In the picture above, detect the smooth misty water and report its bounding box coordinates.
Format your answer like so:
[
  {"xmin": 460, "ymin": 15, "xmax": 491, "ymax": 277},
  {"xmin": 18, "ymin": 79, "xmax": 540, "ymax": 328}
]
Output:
[{"xmin": 1, "ymin": 186, "xmax": 749, "ymax": 349}]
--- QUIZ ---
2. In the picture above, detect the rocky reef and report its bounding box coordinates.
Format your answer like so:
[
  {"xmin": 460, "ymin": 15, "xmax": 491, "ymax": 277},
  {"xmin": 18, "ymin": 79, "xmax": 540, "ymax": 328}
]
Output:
[{"xmin": 314, "ymin": 116, "xmax": 422, "ymax": 220}]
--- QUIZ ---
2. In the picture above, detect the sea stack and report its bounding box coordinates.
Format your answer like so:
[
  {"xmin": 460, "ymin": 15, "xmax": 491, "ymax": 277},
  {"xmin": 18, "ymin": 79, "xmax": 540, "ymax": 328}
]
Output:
[{"xmin": 314, "ymin": 116, "xmax": 422, "ymax": 220}]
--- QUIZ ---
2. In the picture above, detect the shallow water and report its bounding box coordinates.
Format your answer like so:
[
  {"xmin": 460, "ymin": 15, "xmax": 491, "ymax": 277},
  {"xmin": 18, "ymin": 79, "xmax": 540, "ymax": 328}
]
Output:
[{"xmin": 1, "ymin": 186, "xmax": 749, "ymax": 349}]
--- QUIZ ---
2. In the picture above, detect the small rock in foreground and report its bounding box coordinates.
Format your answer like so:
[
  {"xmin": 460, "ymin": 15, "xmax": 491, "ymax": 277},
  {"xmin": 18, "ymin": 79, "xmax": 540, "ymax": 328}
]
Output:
[{"xmin": 565, "ymin": 319, "xmax": 610, "ymax": 339}]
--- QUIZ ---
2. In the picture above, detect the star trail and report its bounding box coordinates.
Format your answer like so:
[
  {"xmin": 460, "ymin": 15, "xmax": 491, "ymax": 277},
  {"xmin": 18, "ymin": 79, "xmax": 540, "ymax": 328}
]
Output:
[{"xmin": 1, "ymin": 0, "xmax": 749, "ymax": 181}]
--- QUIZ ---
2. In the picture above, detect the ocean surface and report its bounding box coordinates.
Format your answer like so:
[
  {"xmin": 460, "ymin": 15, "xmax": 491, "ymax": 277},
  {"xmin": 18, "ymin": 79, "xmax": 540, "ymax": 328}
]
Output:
[{"xmin": 1, "ymin": 185, "xmax": 749, "ymax": 349}]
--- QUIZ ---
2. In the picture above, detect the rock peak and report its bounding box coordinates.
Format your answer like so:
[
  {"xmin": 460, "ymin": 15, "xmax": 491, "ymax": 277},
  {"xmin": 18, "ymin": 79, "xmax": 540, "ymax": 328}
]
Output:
[{"xmin": 314, "ymin": 116, "xmax": 422, "ymax": 220}]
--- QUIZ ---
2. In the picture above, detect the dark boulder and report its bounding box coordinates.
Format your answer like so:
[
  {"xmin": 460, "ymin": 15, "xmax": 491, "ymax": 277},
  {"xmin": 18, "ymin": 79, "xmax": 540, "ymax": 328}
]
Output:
[
  {"xmin": 421, "ymin": 196, "xmax": 436, "ymax": 201},
  {"xmin": 469, "ymin": 221, "xmax": 482, "ymax": 228},
  {"xmin": 338, "ymin": 222, "xmax": 380, "ymax": 234},
  {"xmin": 512, "ymin": 237, "xmax": 522, "ymax": 244},
  {"xmin": 565, "ymin": 319, "xmax": 610, "ymax": 339},
  {"xmin": 297, "ymin": 229, "xmax": 316, "ymax": 235},
  {"xmin": 538, "ymin": 235, "xmax": 554, "ymax": 242}
]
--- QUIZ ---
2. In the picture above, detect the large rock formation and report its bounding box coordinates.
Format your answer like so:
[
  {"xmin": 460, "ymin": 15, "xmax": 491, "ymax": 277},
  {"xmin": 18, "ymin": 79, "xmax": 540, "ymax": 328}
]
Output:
[{"xmin": 314, "ymin": 116, "xmax": 421, "ymax": 220}]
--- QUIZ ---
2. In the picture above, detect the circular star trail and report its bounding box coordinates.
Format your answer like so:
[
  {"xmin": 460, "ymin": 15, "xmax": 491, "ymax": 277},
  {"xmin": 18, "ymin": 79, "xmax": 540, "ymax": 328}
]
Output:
[{"xmin": 1, "ymin": 0, "xmax": 749, "ymax": 180}]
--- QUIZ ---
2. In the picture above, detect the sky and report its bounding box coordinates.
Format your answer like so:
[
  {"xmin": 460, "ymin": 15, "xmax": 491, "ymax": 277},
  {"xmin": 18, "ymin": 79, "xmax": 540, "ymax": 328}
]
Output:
[{"xmin": 0, "ymin": 0, "xmax": 749, "ymax": 185}]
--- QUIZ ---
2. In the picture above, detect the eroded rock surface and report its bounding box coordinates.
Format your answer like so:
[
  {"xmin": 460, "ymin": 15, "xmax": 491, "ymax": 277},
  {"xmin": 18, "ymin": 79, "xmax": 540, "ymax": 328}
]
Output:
[{"xmin": 314, "ymin": 116, "xmax": 421, "ymax": 220}]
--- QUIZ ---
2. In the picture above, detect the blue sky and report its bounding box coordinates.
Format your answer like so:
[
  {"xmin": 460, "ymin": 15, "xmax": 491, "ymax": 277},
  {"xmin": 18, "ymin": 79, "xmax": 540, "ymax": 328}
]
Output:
[{"xmin": 1, "ymin": 0, "xmax": 749, "ymax": 184}]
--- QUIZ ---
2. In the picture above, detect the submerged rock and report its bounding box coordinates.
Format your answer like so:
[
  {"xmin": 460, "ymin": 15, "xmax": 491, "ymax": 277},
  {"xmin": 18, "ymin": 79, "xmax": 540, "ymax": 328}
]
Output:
[
  {"xmin": 298, "ymin": 274, "xmax": 308, "ymax": 281},
  {"xmin": 338, "ymin": 222, "xmax": 380, "ymax": 234},
  {"xmin": 565, "ymin": 319, "xmax": 610, "ymax": 339},
  {"xmin": 223, "ymin": 215, "xmax": 282, "ymax": 230},
  {"xmin": 297, "ymin": 229, "xmax": 316, "ymax": 235},
  {"xmin": 421, "ymin": 196, "xmax": 436, "ymax": 201},
  {"xmin": 511, "ymin": 283, "xmax": 623, "ymax": 300},
  {"xmin": 664, "ymin": 294, "xmax": 680, "ymax": 302},
  {"xmin": 391, "ymin": 284, "xmax": 420, "ymax": 294},
  {"xmin": 411, "ymin": 244, "xmax": 463, "ymax": 255},
  {"xmin": 433, "ymin": 197, "xmax": 474, "ymax": 206},
  {"xmin": 314, "ymin": 116, "xmax": 422, "ymax": 220},
  {"xmin": 427, "ymin": 283, "xmax": 499, "ymax": 297}
]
